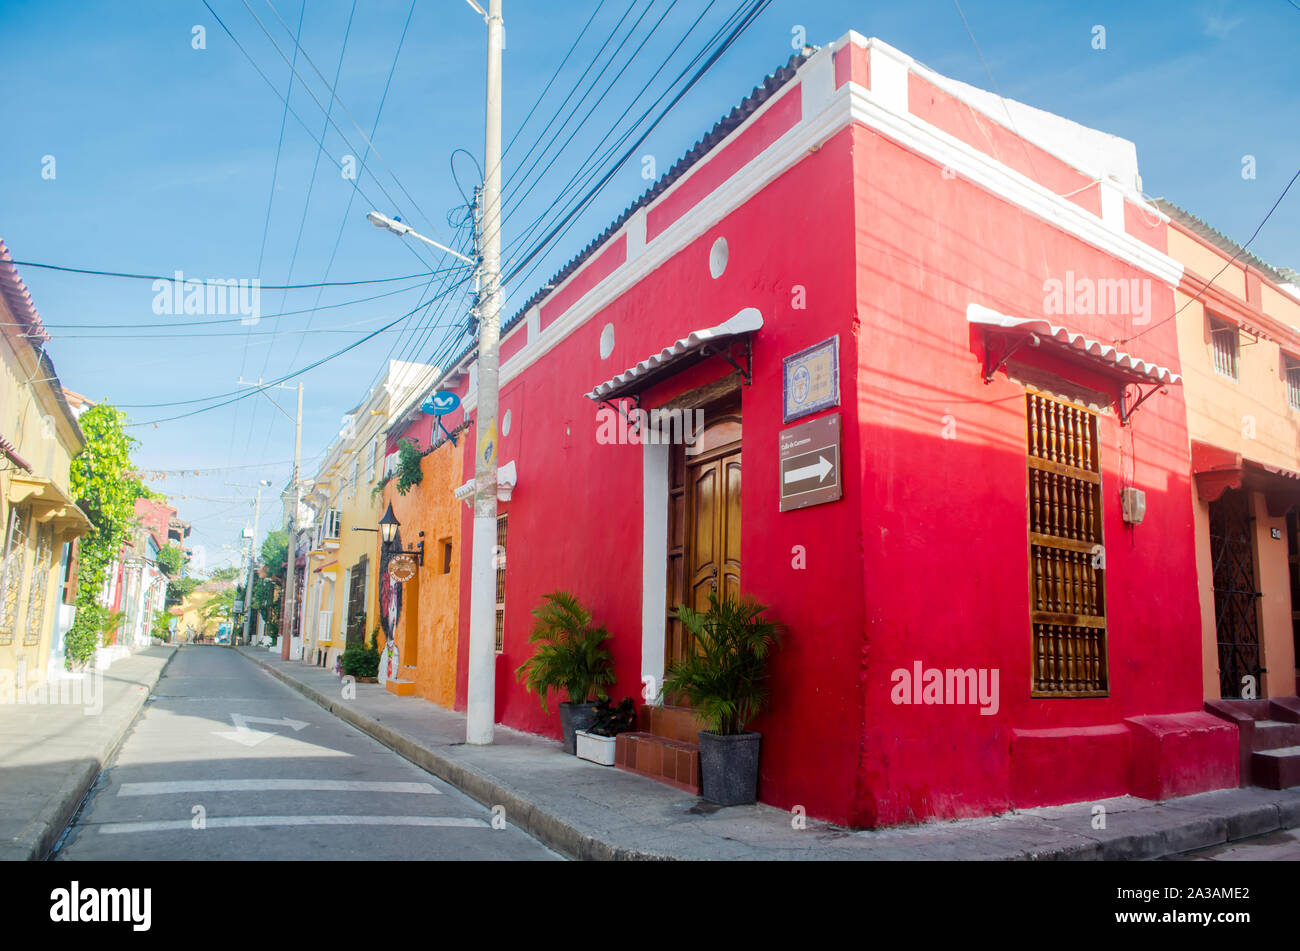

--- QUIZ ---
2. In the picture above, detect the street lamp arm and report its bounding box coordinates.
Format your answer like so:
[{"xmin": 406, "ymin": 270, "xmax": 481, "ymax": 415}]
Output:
[{"xmin": 366, "ymin": 211, "xmax": 477, "ymax": 266}]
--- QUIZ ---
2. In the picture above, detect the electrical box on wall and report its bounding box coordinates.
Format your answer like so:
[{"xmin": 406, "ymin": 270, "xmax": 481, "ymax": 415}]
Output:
[{"xmin": 1121, "ymin": 487, "xmax": 1146, "ymax": 525}]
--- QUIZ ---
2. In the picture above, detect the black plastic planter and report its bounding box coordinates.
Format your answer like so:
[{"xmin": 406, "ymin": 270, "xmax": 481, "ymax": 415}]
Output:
[
  {"xmin": 698, "ymin": 731, "xmax": 761, "ymax": 805},
  {"xmin": 559, "ymin": 701, "xmax": 599, "ymax": 754}
]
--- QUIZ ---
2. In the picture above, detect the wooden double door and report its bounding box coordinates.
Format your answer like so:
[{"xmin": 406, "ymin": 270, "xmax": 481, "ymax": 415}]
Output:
[{"xmin": 665, "ymin": 398, "xmax": 742, "ymax": 668}]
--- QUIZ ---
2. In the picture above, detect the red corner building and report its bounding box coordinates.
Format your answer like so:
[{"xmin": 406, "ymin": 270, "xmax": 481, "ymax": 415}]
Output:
[{"xmin": 424, "ymin": 33, "xmax": 1238, "ymax": 827}]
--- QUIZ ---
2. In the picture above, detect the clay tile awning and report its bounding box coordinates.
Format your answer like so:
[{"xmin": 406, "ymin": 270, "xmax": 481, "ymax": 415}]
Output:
[
  {"xmin": 967, "ymin": 303, "xmax": 1182, "ymax": 387},
  {"xmin": 1192, "ymin": 440, "xmax": 1300, "ymax": 516},
  {"xmin": 585, "ymin": 307, "xmax": 763, "ymax": 402}
]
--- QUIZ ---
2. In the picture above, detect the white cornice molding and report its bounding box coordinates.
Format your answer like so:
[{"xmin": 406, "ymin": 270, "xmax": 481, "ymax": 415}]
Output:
[
  {"xmin": 463, "ymin": 36, "xmax": 1182, "ymax": 412},
  {"xmin": 464, "ymin": 83, "xmax": 850, "ymax": 411},
  {"xmin": 845, "ymin": 83, "xmax": 1184, "ymax": 288}
]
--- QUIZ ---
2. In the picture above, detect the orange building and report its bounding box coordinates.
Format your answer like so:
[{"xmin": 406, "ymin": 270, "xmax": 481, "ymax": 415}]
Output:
[
  {"xmin": 374, "ymin": 409, "xmax": 464, "ymax": 708},
  {"xmin": 1158, "ymin": 200, "xmax": 1300, "ymax": 709}
]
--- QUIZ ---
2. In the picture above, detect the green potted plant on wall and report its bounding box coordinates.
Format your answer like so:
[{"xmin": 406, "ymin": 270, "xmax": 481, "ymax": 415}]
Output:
[
  {"xmin": 662, "ymin": 590, "xmax": 781, "ymax": 806},
  {"xmin": 516, "ymin": 590, "xmax": 615, "ymax": 754}
]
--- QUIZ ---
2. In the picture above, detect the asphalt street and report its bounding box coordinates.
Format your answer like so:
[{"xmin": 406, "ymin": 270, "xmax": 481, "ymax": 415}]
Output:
[{"xmin": 53, "ymin": 645, "xmax": 560, "ymax": 860}]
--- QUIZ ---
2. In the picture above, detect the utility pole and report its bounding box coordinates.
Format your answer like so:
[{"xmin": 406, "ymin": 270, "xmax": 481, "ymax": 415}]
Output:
[
  {"xmin": 466, "ymin": 0, "xmax": 503, "ymax": 746},
  {"xmin": 281, "ymin": 382, "xmax": 304, "ymax": 661},
  {"xmin": 234, "ymin": 378, "xmax": 302, "ymax": 660},
  {"xmin": 240, "ymin": 480, "xmax": 272, "ymax": 645}
]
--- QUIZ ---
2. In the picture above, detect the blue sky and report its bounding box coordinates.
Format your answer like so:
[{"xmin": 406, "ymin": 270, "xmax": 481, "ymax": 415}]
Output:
[{"xmin": 2, "ymin": 0, "xmax": 1297, "ymax": 569}]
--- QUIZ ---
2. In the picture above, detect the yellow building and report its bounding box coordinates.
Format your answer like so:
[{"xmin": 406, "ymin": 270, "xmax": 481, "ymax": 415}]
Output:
[
  {"xmin": 174, "ymin": 580, "xmax": 237, "ymax": 643},
  {"xmin": 0, "ymin": 243, "xmax": 92, "ymax": 684},
  {"xmin": 300, "ymin": 361, "xmax": 432, "ymax": 669},
  {"xmin": 1158, "ymin": 201, "xmax": 1300, "ymax": 702}
]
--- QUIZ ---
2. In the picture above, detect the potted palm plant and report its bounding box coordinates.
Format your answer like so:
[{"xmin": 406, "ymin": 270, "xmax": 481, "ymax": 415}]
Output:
[
  {"xmin": 575, "ymin": 696, "xmax": 637, "ymax": 765},
  {"xmin": 516, "ymin": 591, "xmax": 615, "ymax": 754},
  {"xmin": 662, "ymin": 591, "xmax": 780, "ymax": 806}
]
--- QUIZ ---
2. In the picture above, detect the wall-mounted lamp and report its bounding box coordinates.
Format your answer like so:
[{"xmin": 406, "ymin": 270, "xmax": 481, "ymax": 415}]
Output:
[{"xmin": 378, "ymin": 503, "xmax": 424, "ymax": 565}]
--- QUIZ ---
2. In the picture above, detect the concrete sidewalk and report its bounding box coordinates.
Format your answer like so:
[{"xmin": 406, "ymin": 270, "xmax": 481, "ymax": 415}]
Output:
[
  {"xmin": 0, "ymin": 645, "xmax": 176, "ymax": 861},
  {"xmin": 238, "ymin": 647, "xmax": 1300, "ymax": 861}
]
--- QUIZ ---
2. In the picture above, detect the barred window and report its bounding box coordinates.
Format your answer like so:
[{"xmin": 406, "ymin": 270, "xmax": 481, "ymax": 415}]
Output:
[
  {"xmin": 1286, "ymin": 357, "xmax": 1300, "ymax": 411},
  {"xmin": 0, "ymin": 506, "xmax": 30, "ymax": 645},
  {"xmin": 495, "ymin": 515, "xmax": 507, "ymax": 652},
  {"xmin": 1210, "ymin": 317, "xmax": 1239, "ymax": 381},
  {"xmin": 24, "ymin": 525, "xmax": 53, "ymax": 646},
  {"xmin": 1026, "ymin": 392, "xmax": 1108, "ymax": 697}
]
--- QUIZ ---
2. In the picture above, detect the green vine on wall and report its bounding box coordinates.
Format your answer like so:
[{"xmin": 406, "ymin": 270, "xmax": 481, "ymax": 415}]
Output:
[
  {"xmin": 394, "ymin": 439, "xmax": 424, "ymax": 496},
  {"xmin": 64, "ymin": 404, "xmax": 151, "ymax": 668}
]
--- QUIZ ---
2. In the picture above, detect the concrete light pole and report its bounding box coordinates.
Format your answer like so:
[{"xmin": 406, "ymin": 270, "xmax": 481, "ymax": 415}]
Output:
[
  {"xmin": 364, "ymin": 0, "xmax": 503, "ymax": 743},
  {"xmin": 465, "ymin": 0, "xmax": 503, "ymax": 746}
]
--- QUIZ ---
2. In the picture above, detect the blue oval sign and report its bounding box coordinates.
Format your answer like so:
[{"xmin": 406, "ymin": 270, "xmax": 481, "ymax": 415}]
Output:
[{"xmin": 421, "ymin": 391, "xmax": 461, "ymax": 416}]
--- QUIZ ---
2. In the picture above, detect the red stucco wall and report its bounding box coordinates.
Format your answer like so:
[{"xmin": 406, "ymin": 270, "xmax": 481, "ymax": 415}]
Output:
[{"xmin": 444, "ymin": 77, "xmax": 1232, "ymax": 827}]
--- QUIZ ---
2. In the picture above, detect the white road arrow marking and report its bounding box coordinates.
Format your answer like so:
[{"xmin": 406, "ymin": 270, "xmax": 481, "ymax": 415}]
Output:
[
  {"xmin": 212, "ymin": 714, "xmax": 309, "ymax": 748},
  {"xmin": 784, "ymin": 455, "xmax": 834, "ymax": 484}
]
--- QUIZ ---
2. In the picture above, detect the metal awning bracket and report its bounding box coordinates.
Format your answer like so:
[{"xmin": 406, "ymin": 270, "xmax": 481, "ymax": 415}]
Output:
[
  {"xmin": 982, "ymin": 331, "xmax": 1039, "ymax": 384},
  {"xmin": 1119, "ymin": 383, "xmax": 1168, "ymax": 426},
  {"xmin": 699, "ymin": 336, "xmax": 754, "ymax": 385},
  {"xmin": 600, "ymin": 396, "xmax": 641, "ymax": 429}
]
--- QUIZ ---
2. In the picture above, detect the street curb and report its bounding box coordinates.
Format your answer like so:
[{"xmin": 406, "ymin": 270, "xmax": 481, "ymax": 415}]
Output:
[
  {"xmin": 236, "ymin": 648, "xmax": 669, "ymax": 861},
  {"xmin": 11, "ymin": 646, "xmax": 178, "ymax": 862},
  {"xmin": 236, "ymin": 649, "xmax": 1300, "ymax": 861}
]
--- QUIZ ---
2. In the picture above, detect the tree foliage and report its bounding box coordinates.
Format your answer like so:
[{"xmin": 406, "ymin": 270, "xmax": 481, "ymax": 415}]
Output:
[
  {"xmin": 201, "ymin": 587, "xmax": 237, "ymax": 624},
  {"xmin": 64, "ymin": 404, "xmax": 148, "ymax": 667},
  {"xmin": 164, "ymin": 574, "xmax": 199, "ymax": 610},
  {"xmin": 151, "ymin": 608, "xmax": 173, "ymax": 641},
  {"xmin": 155, "ymin": 543, "xmax": 184, "ymax": 577},
  {"xmin": 252, "ymin": 529, "xmax": 288, "ymax": 641}
]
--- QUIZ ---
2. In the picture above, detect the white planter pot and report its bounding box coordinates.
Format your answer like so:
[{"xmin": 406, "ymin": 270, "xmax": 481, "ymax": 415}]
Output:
[
  {"xmin": 575, "ymin": 730, "xmax": 617, "ymax": 766},
  {"xmin": 94, "ymin": 644, "xmax": 127, "ymax": 671}
]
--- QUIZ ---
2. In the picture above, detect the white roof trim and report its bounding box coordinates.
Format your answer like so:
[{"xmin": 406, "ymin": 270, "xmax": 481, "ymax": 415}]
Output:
[
  {"xmin": 585, "ymin": 307, "xmax": 763, "ymax": 401},
  {"xmin": 967, "ymin": 303, "xmax": 1181, "ymax": 386},
  {"xmin": 453, "ymin": 460, "xmax": 517, "ymax": 506}
]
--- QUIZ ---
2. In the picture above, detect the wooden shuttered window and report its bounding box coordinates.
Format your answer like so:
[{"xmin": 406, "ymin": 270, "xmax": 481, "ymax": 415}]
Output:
[{"xmin": 1026, "ymin": 391, "xmax": 1108, "ymax": 697}]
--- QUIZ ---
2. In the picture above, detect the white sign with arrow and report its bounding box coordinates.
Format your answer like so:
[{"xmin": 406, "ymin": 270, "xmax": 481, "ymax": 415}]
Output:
[
  {"xmin": 778, "ymin": 413, "xmax": 842, "ymax": 512},
  {"xmin": 783, "ymin": 455, "xmax": 835, "ymax": 485},
  {"xmin": 212, "ymin": 713, "xmax": 309, "ymax": 748}
]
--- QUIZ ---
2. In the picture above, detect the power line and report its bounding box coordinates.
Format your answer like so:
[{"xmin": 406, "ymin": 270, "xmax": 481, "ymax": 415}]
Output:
[
  {"xmin": 245, "ymin": 0, "xmax": 448, "ymax": 246},
  {"xmin": 5, "ymin": 260, "xmax": 442, "ymax": 289},
  {"xmin": 500, "ymin": 0, "xmax": 726, "ymax": 264},
  {"xmin": 118, "ymin": 278, "xmax": 471, "ymax": 413},
  {"xmin": 1121, "ymin": 166, "xmax": 1300, "ymax": 344},
  {"xmin": 503, "ymin": 0, "xmax": 772, "ymax": 287},
  {"xmin": 494, "ymin": 0, "xmax": 683, "ymax": 247},
  {"xmin": 500, "ymin": 0, "xmax": 751, "ymax": 263},
  {"xmin": 197, "ymin": 0, "xmax": 438, "ymax": 274},
  {"xmin": 243, "ymin": 0, "xmax": 361, "ymax": 465},
  {"xmin": 266, "ymin": 0, "xmax": 424, "ymax": 460},
  {"xmin": 7, "ymin": 276, "xmax": 447, "ymax": 330}
]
